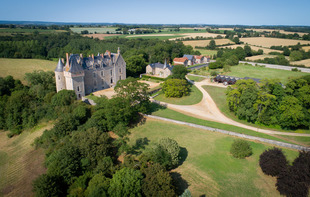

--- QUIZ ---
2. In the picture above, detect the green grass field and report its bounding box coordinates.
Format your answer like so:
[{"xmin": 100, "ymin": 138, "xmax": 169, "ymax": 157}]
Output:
[
  {"xmin": 129, "ymin": 119, "xmax": 298, "ymax": 196},
  {"xmin": 0, "ymin": 28, "xmax": 67, "ymax": 36},
  {"xmin": 187, "ymin": 75, "xmax": 207, "ymax": 82},
  {"xmin": 154, "ymin": 84, "xmax": 203, "ymax": 105},
  {"xmin": 70, "ymin": 27, "xmax": 118, "ymax": 34},
  {"xmin": 227, "ymin": 64, "xmax": 309, "ymax": 84},
  {"xmin": 196, "ymin": 49, "xmax": 218, "ymax": 57},
  {"xmin": 202, "ymin": 85, "xmax": 310, "ymax": 136},
  {"xmin": 149, "ymin": 103, "xmax": 305, "ymax": 144},
  {"xmin": 0, "ymin": 58, "xmax": 56, "ymax": 83}
]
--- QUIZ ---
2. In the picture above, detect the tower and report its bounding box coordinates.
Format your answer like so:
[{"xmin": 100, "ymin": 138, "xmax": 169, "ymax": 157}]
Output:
[
  {"xmin": 63, "ymin": 53, "xmax": 85, "ymax": 100},
  {"xmin": 55, "ymin": 58, "xmax": 66, "ymax": 92}
]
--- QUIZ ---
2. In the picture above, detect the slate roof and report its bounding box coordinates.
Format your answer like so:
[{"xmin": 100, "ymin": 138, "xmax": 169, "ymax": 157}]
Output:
[
  {"xmin": 183, "ymin": 54, "xmax": 194, "ymax": 60},
  {"xmin": 55, "ymin": 58, "xmax": 64, "ymax": 72},
  {"xmin": 149, "ymin": 61, "xmax": 173, "ymax": 71}
]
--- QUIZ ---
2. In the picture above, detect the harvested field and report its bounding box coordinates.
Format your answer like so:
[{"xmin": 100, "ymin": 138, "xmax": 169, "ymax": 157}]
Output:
[
  {"xmin": 218, "ymin": 28, "xmax": 234, "ymax": 31},
  {"xmin": 70, "ymin": 27, "xmax": 117, "ymax": 34},
  {"xmin": 183, "ymin": 39, "xmax": 233, "ymax": 48},
  {"xmin": 291, "ymin": 59, "xmax": 310, "ymax": 67},
  {"xmin": 240, "ymin": 37, "xmax": 310, "ymax": 48},
  {"xmin": 302, "ymin": 46, "xmax": 310, "ymax": 52},
  {"xmin": 127, "ymin": 34, "xmax": 176, "ymax": 38},
  {"xmin": 246, "ymin": 55, "xmax": 277, "ymax": 61},
  {"xmin": 83, "ymin": 33, "xmax": 119, "ymax": 40},
  {"xmin": 219, "ymin": 44, "xmax": 282, "ymax": 54}
]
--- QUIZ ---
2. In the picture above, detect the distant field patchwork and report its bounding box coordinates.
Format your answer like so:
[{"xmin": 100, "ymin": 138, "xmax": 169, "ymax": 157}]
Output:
[
  {"xmin": 291, "ymin": 59, "xmax": 310, "ymax": 67},
  {"xmin": 183, "ymin": 39, "xmax": 234, "ymax": 48},
  {"xmin": 0, "ymin": 58, "xmax": 56, "ymax": 83},
  {"xmin": 240, "ymin": 37, "xmax": 310, "ymax": 48},
  {"xmin": 70, "ymin": 27, "xmax": 118, "ymax": 34},
  {"xmin": 220, "ymin": 44, "xmax": 283, "ymax": 54}
]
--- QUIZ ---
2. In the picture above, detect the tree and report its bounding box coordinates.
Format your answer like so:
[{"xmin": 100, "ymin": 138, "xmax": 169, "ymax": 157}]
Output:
[
  {"xmin": 33, "ymin": 174, "xmax": 67, "ymax": 197},
  {"xmin": 85, "ymin": 173, "xmax": 110, "ymax": 197},
  {"xmin": 108, "ymin": 167, "xmax": 143, "ymax": 197},
  {"xmin": 114, "ymin": 77, "xmax": 150, "ymax": 113},
  {"xmin": 171, "ymin": 65, "xmax": 188, "ymax": 79},
  {"xmin": 51, "ymin": 90, "xmax": 76, "ymax": 107},
  {"xmin": 259, "ymin": 147, "xmax": 288, "ymax": 177},
  {"xmin": 244, "ymin": 45, "xmax": 252, "ymax": 57},
  {"xmin": 125, "ymin": 55, "xmax": 147, "ymax": 77},
  {"xmin": 289, "ymin": 50, "xmax": 303, "ymax": 61},
  {"xmin": 207, "ymin": 39, "xmax": 216, "ymax": 50},
  {"xmin": 233, "ymin": 37, "xmax": 240, "ymax": 44},
  {"xmin": 230, "ymin": 139, "xmax": 252, "ymax": 159},
  {"xmin": 162, "ymin": 79, "xmax": 189, "ymax": 98},
  {"xmin": 141, "ymin": 163, "xmax": 176, "ymax": 197}
]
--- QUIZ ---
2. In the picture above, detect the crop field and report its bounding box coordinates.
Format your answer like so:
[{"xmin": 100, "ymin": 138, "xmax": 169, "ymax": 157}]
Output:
[
  {"xmin": 219, "ymin": 44, "xmax": 282, "ymax": 54},
  {"xmin": 125, "ymin": 34, "xmax": 185, "ymax": 40},
  {"xmin": 169, "ymin": 32, "xmax": 226, "ymax": 40},
  {"xmin": 183, "ymin": 39, "xmax": 234, "ymax": 48},
  {"xmin": 291, "ymin": 58, "xmax": 310, "ymax": 67},
  {"xmin": 302, "ymin": 46, "xmax": 310, "ymax": 52},
  {"xmin": 83, "ymin": 33, "xmax": 120, "ymax": 40},
  {"xmin": 0, "ymin": 58, "xmax": 56, "ymax": 83},
  {"xmin": 245, "ymin": 55, "xmax": 277, "ymax": 61},
  {"xmin": 128, "ymin": 119, "xmax": 298, "ymax": 197},
  {"xmin": 226, "ymin": 64, "xmax": 309, "ymax": 84},
  {"xmin": 70, "ymin": 27, "xmax": 118, "ymax": 34},
  {"xmin": 0, "ymin": 123, "xmax": 53, "ymax": 197},
  {"xmin": 240, "ymin": 37, "xmax": 310, "ymax": 48},
  {"xmin": 244, "ymin": 29, "xmax": 307, "ymax": 36},
  {"xmin": 0, "ymin": 28, "xmax": 66, "ymax": 36}
]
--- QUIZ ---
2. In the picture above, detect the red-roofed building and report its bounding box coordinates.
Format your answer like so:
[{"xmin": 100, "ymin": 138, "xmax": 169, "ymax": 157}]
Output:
[
  {"xmin": 194, "ymin": 55, "xmax": 210, "ymax": 64},
  {"xmin": 173, "ymin": 57, "xmax": 188, "ymax": 66}
]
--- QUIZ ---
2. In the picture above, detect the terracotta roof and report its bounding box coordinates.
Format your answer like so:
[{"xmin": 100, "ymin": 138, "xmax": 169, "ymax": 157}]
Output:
[
  {"xmin": 194, "ymin": 55, "xmax": 203, "ymax": 59},
  {"xmin": 173, "ymin": 57, "xmax": 188, "ymax": 63}
]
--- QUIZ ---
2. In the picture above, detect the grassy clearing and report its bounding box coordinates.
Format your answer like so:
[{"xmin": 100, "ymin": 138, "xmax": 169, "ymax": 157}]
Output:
[
  {"xmin": 150, "ymin": 103, "xmax": 303, "ymax": 144},
  {"xmin": 227, "ymin": 64, "xmax": 309, "ymax": 84},
  {"xmin": 196, "ymin": 49, "xmax": 218, "ymax": 57},
  {"xmin": 203, "ymin": 85, "xmax": 310, "ymax": 135},
  {"xmin": 187, "ymin": 75, "xmax": 206, "ymax": 82},
  {"xmin": 154, "ymin": 84, "xmax": 203, "ymax": 105},
  {"xmin": 129, "ymin": 119, "xmax": 298, "ymax": 196},
  {"xmin": 0, "ymin": 58, "xmax": 56, "ymax": 83},
  {"xmin": 0, "ymin": 122, "xmax": 53, "ymax": 197}
]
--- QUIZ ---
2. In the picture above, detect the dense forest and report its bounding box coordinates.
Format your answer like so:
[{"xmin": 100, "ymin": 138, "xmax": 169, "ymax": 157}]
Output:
[{"xmin": 226, "ymin": 76, "xmax": 310, "ymax": 130}]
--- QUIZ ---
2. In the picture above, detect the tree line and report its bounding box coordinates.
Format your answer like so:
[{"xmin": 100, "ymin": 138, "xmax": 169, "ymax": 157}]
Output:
[{"xmin": 226, "ymin": 76, "xmax": 310, "ymax": 130}]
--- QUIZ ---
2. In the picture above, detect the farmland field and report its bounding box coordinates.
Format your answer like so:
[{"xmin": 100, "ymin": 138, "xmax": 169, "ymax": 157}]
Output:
[
  {"xmin": 196, "ymin": 49, "xmax": 218, "ymax": 57},
  {"xmin": 291, "ymin": 58, "xmax": 310, "ymax": 67},
  {"xmin": 129, "ymin": 118, "xmax": 298, "ymax": 197},
  {"xmin": 83, "ymin": 33, "xmax": 120, "ymax": 40},
  {"xmin": 302, "ymin": 46, "xmax": 310, "ymax": 52},
  {"xmin": 70, "ymin": 27, "xmax": 118, "ymax": 34},
  {"xmin": 246, "ymin": 55, "xmax": 277, "ymax": 61},
  {"xmin": 183, "ymin": 39, "xmax": 234, "ymax": 48},
  {"xmin": 0, "ymin": 28, "xmax": 67, "ymax": 36},
  {"xmin": 244, "ymin": 29, "xmax": 307, "ymax": 36},
  {"xmin": 219, "ymin": 44, "xmax": 283, "ymax": 54},
  {"xmin": 0, "ymin": 58, "xmax": 56, "ymax": 83},
  {"xmin": 0, "ymin": 123, "xmax": 53, "ymax": 197},
  {"xmin": 226, "ymin": 64, "xmax": 309, "ymax": 84},
  {"xmin": 169, "ymin": 32, "xmax": 226, "ymax": 40},
  {"xmin": 240, "ymin": 37, "xmax": 310, "ymax": 48}
]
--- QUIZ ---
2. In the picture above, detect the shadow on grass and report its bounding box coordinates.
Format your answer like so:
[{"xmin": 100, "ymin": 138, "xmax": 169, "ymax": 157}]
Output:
[
  {"xmin": 147, "ymin": 102, "xmax": 167, "ymax": 114},
  {"xmin": 171, "ymin": 172, "xmax": 189, "ymax": 195},
  {"xmin": 129, "ymin": 137, "xmax": 150, "ymax": 155},
  {"xmin": 179, "ymin": 147, "xmax": 188, "ymax": 166}
]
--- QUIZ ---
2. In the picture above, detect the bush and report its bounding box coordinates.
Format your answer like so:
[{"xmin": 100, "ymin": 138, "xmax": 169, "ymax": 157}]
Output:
[
  {"xmin": 230, "ymin": 139, "xmax": 252, "ymax": 159},
  {"xmin": 210, "ymin": 71, "xmax": 218, "ymax": 76},
  {"xmin": 291, "ymin": 68, "xmax": 300, "ymax": 72},
  {"xmin": 259, "ymin": 147, "xmax": 288, "ymax": 177},
  {"xmin": 162, "ymin": 79, "xmax": 189, "ymax": 98}
]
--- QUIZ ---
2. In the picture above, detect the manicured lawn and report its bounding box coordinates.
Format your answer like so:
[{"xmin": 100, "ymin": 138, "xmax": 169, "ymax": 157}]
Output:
[
  {"xmin": 0, "ymin": 58, "xmax": 56, "ymax": 84},
  {"xmin": 149, "ymin": 103, "xmax": 301, "ymax": 145},
  {"xmin": 154, "ymin": 84, "xmax": 203, "ymax": 105},
  {"xmin": 187, "ymin": 75, "xmax": 207, "ymax": 82},
  {"xmin": 227, "ymin": 64, "xmax": 309, "ymax": 84},
  {"xmin": 202, "ymin": 85, "xmax": 310, "ymax": 135},
  {"xmin": 129, "ymin": 119, "xmax": 298, "ymax": 197}
]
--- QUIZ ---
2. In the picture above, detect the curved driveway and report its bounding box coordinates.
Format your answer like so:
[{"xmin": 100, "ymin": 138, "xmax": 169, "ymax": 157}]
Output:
[{"xmin": 154, "ymin": 78, "xmax": 310, "ymax": 137}]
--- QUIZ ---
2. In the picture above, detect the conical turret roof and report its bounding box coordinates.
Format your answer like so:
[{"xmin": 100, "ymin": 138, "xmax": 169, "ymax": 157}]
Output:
[{"xmin": 55, "ymin": 58, "xmax": 64, "ymax": 72}]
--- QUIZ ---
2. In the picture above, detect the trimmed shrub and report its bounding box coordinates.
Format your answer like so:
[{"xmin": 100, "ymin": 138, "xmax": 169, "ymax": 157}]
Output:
[
  {"xmin": 259, "ymin": 147, "xmax": 288, "ymax": 177},
  {"xmin": 162, "ymin": 79, "xmax": 189, "ymax": 98},
  {"xmin": 230, "ymin": 139, "xmax": 252, "ymax": 159}
]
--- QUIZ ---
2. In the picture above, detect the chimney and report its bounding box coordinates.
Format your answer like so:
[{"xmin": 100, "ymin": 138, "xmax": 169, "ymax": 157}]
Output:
[
  {"xmin": 80, "ymin": 53, "xmax": 83, "ymax": 58},
  {"xmin": 92, "ymin": 54, "xmax": 94, "ymax": 59},
  {"xmin": 101, "ymin": 53, "xmax": 103, "ymax": 58},
  {"xmin": 117, "ymin": 47, "xmax": 120, "ymax": 54}
]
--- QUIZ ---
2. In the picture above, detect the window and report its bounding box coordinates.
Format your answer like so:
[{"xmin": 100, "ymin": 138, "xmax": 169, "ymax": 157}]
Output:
[
  {"xmin": 58, "ymin": 76, "xmax": 60, "ymax": 80},
  {"xmin": 110, "ymin": 70, "xmax": 112, "ymax": 76},
  {"xmin": 119, "ymin": 76, "xmax": 121, "ymax": 80},
  {"xmin": 111, "ymin": 78, "xmax": 113, "ymax": 83},
  {"xmin": 77, "ymin": 86, "xmax": 80, "ymax": 92},
  {"xmin": 93, "ymin": 73, "xmax": 96, "ymax": 78},
  {"xmin": 101, "ymin": 71, "xmax": 104, "ymax": 76},
  {"xmin": 119, "ymin": 68, "xmax": 121, "ymax": 73},
  {"xmin": 94, "ymin": 80, "xmax": 97, "ymax": 86}
]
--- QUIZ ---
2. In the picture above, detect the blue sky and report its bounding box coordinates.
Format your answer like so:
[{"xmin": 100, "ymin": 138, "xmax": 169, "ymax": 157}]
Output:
[{"xmin": 0, "ymin": 0, "xmax": 309, "ymax": 26}]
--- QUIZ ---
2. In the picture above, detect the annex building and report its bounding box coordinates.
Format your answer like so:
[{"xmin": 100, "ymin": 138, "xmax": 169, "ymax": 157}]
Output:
[{"xmin": 55, "ymin": 48, "xmax": 126, "ymax": 99}]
